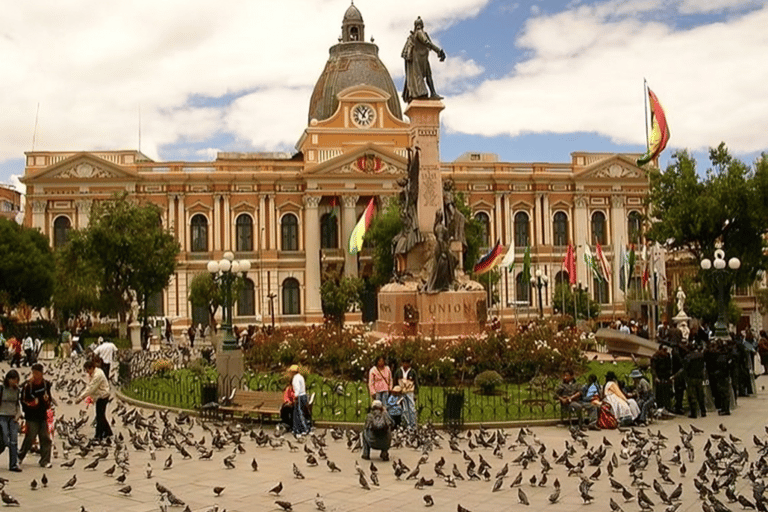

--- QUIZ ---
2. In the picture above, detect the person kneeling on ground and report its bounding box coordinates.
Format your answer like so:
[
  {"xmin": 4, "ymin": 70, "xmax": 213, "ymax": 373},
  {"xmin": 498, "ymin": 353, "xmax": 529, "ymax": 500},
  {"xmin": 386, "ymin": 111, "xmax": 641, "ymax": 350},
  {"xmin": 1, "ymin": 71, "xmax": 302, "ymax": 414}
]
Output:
[
  {"xmin": 627, "ymin": 369, "xmax": 655, "ymax": 425},
  {"xmin": 362, "ymin": 400, "xmax": 394, "ymax": 461}
]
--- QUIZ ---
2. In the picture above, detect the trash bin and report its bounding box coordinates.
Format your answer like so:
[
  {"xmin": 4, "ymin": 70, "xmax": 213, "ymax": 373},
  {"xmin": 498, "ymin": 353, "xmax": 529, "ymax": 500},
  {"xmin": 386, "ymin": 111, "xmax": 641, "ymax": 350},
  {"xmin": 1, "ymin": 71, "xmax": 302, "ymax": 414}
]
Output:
[
  {"xmin": 201, "ymin": 383, "xmax": 218, "ymax": 406},
  {"xmin": 444, "ymin": 390, "xmax": 464, "ymax": 432}
]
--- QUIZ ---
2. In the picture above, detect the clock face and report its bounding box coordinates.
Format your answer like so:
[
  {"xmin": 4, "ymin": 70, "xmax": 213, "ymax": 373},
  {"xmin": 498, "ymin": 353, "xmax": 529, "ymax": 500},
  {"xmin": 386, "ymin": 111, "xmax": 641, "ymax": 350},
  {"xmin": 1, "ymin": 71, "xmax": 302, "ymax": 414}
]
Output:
[{"xmin": 351, "ymin": 104, "xmax": 376, "ymax": 127}]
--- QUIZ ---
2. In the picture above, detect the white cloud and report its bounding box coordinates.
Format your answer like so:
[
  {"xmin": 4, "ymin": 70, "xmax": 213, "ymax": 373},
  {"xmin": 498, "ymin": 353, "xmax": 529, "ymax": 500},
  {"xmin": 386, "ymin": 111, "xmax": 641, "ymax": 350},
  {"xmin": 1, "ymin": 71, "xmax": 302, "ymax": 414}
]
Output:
[
  {"xmin": 443, "ymin": 2, "xmax": 768, "ymax": 154},
  {"xmin": 0, "ymin": 0, "xmax": 488, "ymax": 167},
  {"xmin": 678, "ymin": 0, "xmax": 763, "ymax": 13},
  {"xmin": 9, "ymin": 175, "xmax": 26, "ymax": 196}
]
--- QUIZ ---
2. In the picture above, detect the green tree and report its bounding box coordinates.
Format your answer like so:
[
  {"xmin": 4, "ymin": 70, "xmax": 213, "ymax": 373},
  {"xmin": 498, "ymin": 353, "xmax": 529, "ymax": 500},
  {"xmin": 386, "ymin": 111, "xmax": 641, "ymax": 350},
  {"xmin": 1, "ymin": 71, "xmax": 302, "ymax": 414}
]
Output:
[
  {"xmin": 320, "ymin": 270, "xmax": 363, "ymax": 327},
  {"xmin": 0, "ymin": 218, "xmax": 54, "ymax": 314},
  {"xmin": 65, "ymin": 194, "xmax": 180, "ymax": 336},
  {"xmin": 188, "ymin": 272, "xmax": 221, "ymax": 329},
  {"xmin": 646, "ymin": 144, "xmax": 768, "ymax": 312},
  {"xmin": 680, "ymin": 276, "xmax": 740, "ymax": 326},
  {"xmin": 52, "ymin": 243, "xmax": 100, "ymax": 324},
  {"xmin": 456, "ymin": 192, "xmax": 484, "ymax": 274},
  {"xmin": 552, "ymin": 282, "xmax": 599, "ymax": 320},
  {"xmin": 365, "ymin": 199, "xmax": 402, "ymax": 288}
]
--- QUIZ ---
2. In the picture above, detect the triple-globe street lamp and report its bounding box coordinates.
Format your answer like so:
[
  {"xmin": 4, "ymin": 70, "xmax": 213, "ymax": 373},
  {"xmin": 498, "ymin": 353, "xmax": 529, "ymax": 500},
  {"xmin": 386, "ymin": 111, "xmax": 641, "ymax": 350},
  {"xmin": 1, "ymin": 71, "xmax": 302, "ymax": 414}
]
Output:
[
  {"xmin": 699, "ymin": 248, "xmax": 740, "ymax": 339},
  {"xmin": 530, "ymin": 269, "xmax": 549, "ymax": 319},
  {"xmin": 207, "ymin": 251, "xmax": 251, "ymax": 351}
]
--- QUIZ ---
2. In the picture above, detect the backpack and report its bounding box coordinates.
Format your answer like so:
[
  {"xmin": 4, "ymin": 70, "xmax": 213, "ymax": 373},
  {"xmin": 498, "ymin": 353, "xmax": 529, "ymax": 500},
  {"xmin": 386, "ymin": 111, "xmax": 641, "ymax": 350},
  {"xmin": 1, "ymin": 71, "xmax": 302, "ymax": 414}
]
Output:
[
  {"xmin": 597, "ymin": 401, "xmax": 618, "ymax": 430},
  {"xmin": 370, "ymin": 411, "xmax": 389, "ymax": 432}
]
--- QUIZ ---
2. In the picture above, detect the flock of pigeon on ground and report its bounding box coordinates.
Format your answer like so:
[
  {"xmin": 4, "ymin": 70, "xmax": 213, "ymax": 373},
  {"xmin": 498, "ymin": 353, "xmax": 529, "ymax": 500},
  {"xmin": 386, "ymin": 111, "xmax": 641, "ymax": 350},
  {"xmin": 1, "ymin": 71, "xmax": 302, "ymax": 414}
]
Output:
[{"xmin": 0, "ymin": 356, "xmax": 766, "ymax": 511}]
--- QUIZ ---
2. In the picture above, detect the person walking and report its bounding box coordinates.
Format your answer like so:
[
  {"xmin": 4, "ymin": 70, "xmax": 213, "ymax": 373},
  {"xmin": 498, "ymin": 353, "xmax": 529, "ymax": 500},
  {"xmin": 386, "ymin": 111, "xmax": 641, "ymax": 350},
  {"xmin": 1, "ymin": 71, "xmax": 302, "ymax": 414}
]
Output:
[
  {"xmin": 75, "ymin": 360, "xmax": 112, "ymax": 440},
  {"xmin": 18, "ymin": 363, "xmax": 54, "ymax": 468},
  {"xmin": 21, "ymin": 335, "xmax": 34, "ymax": 366},
  {"xmin": 367, "ymin": 356, "xmax": 392, "ymax": 405},
  {"xmin": 684, "ymin": 342, "xmax": 707, "ymax": 418},
  {"xmin": 287, "ymin": 365, "xmax": 310, "ymax": 436},
  {"xmin": 93, "ymin": 337, "xmax": 118, "ymax": 384},
  {"xmin": 0, "ymin": 369, "xmax": 22, "ymax": 472}
]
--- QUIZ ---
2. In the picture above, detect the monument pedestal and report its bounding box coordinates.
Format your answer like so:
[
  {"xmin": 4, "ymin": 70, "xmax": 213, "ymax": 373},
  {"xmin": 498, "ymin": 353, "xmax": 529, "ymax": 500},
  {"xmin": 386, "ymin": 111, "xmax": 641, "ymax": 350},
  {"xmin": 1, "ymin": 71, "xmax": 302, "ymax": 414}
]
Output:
[
  {"xmin": 376, "ymin": 288, "xmax": 487, "ymax": 338},
  {"xmin": 216, "ymin": 347, "xmax": 245, "ymax": 398}
]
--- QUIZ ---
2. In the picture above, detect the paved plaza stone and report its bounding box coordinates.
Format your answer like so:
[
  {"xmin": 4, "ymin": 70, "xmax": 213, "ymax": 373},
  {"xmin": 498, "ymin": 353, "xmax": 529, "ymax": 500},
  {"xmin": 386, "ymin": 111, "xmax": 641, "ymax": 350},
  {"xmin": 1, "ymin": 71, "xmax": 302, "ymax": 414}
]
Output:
[{"xmin": 1, "ymin": 357, "xmax": 767, "ymax": 512}]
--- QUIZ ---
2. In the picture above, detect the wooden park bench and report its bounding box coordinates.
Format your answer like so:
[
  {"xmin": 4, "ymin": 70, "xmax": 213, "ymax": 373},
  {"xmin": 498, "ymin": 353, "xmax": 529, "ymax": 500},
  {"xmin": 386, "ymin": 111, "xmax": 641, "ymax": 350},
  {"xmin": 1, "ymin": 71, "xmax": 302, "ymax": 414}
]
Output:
[{"xmin": 218, "ymin": 389, "xmax": 284, "ymax": 422}]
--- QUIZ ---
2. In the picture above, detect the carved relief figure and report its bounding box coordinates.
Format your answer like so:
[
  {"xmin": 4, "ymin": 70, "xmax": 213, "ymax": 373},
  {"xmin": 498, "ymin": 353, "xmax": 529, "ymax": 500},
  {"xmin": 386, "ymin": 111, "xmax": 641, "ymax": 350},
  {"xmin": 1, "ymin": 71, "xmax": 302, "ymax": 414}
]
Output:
[
  {"xmin": 442, "ymin": 179, "xmax": 466, "ymax": 247},
  {"xmin": 425, "ymin": 210, "xmax": 457, "ymax": 293}
]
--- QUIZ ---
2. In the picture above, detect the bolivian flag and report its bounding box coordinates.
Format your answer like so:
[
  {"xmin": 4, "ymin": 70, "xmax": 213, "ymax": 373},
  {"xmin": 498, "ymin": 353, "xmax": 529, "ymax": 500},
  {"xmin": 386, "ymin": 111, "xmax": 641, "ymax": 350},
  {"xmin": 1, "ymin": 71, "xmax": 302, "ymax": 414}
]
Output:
[
  {"xmin": 474, "ymin": 239, "xmax": 504, "ymax": 275},
  {"xmin": 637, "ymin": 88, "xmax": 670, "ymax": 166},
  {"xmin": 348, "ymin": 197, "xmax": 376, "ymax": 255}
]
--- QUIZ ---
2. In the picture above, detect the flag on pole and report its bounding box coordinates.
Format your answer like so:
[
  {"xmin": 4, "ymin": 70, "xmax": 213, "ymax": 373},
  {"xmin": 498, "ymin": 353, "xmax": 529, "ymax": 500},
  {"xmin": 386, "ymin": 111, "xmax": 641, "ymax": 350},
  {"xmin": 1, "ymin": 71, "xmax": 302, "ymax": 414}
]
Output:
[
  {"xmin": 595, "ymin": 241, "xmax": 611, "ymax": 282},
  {"xmin": 348, "ymin": 197, "xmax": 376, "ymax": 255},
  {"xmin": 563, "ymin": 244, "xmax": 576, "ymax": 285},
  {"xmin": 474, "ymin": 239, "xmax": 504, "ymax": 275},
  {"xmin": 521, "ymin": 246, "xmax": 532, "ymax": 283},
  {"xmin": 627, "ymin": 244, "xmax": 636, "ymax": 285},
  {"xmin": 637, "ymin": 87, "xmax": 670, "ymax": 166},
  {"xmin": 329, "ymin": 196, "xmax": 339, "ymax": 219},
  {"xmin": 584, "ymin": 243, "xmax": 602, "ymax": 282},
  {"xmin": 500, "ymin": 238, "xmax": 515, "ymax": 270},
  {"xmin": 619, "ymin": 243, "xmax": 627, "ymax": 292}
]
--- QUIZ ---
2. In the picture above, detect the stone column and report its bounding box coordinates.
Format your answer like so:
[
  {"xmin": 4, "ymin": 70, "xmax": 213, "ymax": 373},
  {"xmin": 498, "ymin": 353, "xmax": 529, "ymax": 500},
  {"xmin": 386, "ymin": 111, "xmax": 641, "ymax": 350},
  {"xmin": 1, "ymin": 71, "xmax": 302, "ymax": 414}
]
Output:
[
  {"xmin": 611, "ymin": 194, "xmax": 627, "ymax": 301},
  {"xmin": 303, "ymin": 195, "xmax": 323, "ymax": 319},
  {"xmin": 223, "ymin": 194, "xmax": 231, "ymax": 250},
  {"xmin": 405, "ymin": 99, "xmax": 445, "ymax": 234},
  {"xmin": 258, "ymin": 195, "xmax": 266, "ymax": 249},
  {"xmin": 75, "ymin": 199, "xmax": 92, "ymax": 229},
  {"xmin": 543, "ymin": 194, "xmax": 552, "ymax": 246},
  {"xmin": 574, "ymin": 194, "xmax": 589, "ymax": 286},
  {"xmin": 31, "ymin": 200, "xmax": 46, "ymax": 232},
  {"xmin": 534, "ymin": 193, "xmax": 544, "ymax": 245},
  {"xmin": 177, "ymin": 196, "xmax": 186, "ymax": 251},
  {"xmin": 213, "ymin": 194, "xmax": 222, "ymax": 252},
  {"xmin": 342, "ymin": 195, "xmax": 359, "ymax": 277}
]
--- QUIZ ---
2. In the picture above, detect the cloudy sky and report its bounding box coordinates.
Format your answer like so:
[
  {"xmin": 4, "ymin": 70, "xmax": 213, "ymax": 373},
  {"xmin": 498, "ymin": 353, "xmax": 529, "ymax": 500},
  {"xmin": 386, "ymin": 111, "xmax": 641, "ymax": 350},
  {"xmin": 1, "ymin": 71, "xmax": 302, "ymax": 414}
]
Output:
[{"xmin": 3, "ymin": 0, "xmax": 768, "ymax": 192}]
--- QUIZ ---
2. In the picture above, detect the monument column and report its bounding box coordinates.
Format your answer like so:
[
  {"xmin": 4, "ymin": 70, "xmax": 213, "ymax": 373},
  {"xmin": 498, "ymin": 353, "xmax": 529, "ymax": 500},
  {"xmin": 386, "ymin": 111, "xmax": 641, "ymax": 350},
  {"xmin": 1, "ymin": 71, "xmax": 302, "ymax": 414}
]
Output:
[
  {"xmin": 303, "ymin": 195, "xmax": 323, "ymax": 320},
  {"xmin": 405, "ymin": 99, "xmax": 445, "ymax": 234},
  {"xmin": 31, "ymin": 200, "xmax": 46, "ymax": 232},
  {"xmin": 75, "ymin": 199, "xmax": 92, "ymax": 229},
  {"xmin": 342, "ymin": 195, "xmax": 359, "ymax": 277}
]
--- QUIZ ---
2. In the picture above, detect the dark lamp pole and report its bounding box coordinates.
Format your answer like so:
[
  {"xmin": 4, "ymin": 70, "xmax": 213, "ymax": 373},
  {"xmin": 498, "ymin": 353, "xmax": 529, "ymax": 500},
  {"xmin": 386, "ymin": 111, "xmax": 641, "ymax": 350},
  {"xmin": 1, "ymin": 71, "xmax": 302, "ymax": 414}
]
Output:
[
  {"xmin": 208, "ymin": 251, "xmax": 251, "ymax": 351},
  {"xmin": 530, "ymin": 269, "xmax": 549, "ymax": 319},
  {"xmin": 700, "ymin": 248, "xmax": 740, "ymax": 340}
]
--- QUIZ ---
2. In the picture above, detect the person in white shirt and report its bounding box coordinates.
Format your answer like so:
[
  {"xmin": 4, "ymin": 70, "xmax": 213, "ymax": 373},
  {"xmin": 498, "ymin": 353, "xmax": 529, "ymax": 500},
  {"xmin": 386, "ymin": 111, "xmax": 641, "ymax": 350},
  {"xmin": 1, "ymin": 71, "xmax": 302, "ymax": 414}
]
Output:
[
  {"xmin": 287, "ymin": 365, "xmax": 310, "ymax": 436},
  {"xmin": 22, "ymin": 336, "xmax": 34, "ymax": 366},
  {"xmin": 93, "ymin": 337, "xmax": 118, "ymax": 384},
  {"xmin": 75, "ymin": 360, "xmax": 112, "ymax": 440}
]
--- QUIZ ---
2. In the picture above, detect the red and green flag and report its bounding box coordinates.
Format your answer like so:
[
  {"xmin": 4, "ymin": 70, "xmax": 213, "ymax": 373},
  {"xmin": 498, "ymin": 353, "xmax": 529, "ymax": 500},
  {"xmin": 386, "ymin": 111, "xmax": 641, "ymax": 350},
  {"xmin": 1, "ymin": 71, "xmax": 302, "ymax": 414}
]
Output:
[
  {"xmin": 637, "ymin": 87, "xmax": 670, "ymax": 166},
  {"xmin": 348, "ymin": 197, "xmax": 376, "ymax": 255}
]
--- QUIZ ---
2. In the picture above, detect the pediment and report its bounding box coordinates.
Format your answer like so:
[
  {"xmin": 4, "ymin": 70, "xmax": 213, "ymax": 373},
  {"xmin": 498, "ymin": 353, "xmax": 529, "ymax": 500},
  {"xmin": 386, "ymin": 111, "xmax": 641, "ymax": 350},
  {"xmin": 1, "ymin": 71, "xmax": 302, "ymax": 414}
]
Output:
[
  {"xmin": 303, "ymin": 143, "xmax": 407, "ymax": 177},
  {"xmin": 27, "ymin": 153, "xmax": 139, "ymax": 181},
  {"xmin": 551, "ymin": 200, "xmax": 572, "ymax": 211},
  {"xmin": 575, "ymin": 154, "xmax": 647, "ymax": 181},
  {"xmin": 510, "ymin": 200, "xmax": 534, "ymax": 211}
]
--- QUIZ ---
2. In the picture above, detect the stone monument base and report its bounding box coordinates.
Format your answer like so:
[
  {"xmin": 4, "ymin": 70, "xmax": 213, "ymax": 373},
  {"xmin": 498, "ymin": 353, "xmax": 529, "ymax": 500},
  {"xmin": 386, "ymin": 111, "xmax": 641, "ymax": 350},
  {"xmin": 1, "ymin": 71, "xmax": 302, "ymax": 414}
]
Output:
[
  {"xmin": 376, "ymin": 287, "xmax": 487, "ymax": 338},
  {"xmin": 215, "ymin": 348, "xmax": 245, "ymax": 398}
]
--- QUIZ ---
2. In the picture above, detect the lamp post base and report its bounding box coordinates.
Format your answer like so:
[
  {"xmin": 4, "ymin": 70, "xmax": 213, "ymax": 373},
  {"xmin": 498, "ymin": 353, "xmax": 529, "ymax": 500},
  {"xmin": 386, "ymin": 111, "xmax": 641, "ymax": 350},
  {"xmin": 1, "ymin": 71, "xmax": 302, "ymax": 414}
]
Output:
[{"xmin": 215, "ymin": 348, "xmax": 244, "ymax": 399}]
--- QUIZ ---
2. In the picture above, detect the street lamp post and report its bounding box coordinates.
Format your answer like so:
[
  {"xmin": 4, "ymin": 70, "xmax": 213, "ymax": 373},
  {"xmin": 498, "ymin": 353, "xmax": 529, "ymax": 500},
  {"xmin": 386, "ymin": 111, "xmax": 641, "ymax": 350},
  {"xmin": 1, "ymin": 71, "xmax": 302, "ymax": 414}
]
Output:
[
  {"xmin": 700, "ymin": 248, "xmax": 740, "ymax": 339},
  {"xmin": 267, "ymin": 292, "xmax": 277, "ymax": 332},
  {"xmin": 207, "ymin": 251, "xmax": 251, "ymax": 351},
  {"xmin": 530, "ymin": 269, "xmax": 549, "ymax": 319}
]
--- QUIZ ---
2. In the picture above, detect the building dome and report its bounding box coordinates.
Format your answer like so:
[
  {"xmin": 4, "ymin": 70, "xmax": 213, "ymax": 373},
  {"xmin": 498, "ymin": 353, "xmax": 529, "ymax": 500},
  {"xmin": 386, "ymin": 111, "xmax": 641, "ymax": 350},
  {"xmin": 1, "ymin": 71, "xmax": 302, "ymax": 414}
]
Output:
[{"xmin": 307, "ymin": 6, "xmax": 402, "ymax": 123}]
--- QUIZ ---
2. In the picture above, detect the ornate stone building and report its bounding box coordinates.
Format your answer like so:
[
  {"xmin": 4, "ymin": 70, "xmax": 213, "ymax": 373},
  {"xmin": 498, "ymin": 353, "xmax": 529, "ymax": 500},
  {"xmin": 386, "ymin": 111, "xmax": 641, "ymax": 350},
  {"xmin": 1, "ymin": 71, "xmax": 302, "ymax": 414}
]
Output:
[
  {"xmin": 0, "ymin": 184, "xmax": 22, "ymax": 222},
  {"xmin": 20, "ymin": 5, "xmax": 656, "ymax": 330}
]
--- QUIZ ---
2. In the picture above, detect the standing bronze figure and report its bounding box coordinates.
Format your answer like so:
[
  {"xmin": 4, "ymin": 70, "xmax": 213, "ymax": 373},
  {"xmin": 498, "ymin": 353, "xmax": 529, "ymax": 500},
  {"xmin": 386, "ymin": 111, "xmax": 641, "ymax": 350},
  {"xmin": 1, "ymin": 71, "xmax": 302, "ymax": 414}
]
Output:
[{"xmin": 401, "ymin": 17, "xmax": 446, "ymax": 103}]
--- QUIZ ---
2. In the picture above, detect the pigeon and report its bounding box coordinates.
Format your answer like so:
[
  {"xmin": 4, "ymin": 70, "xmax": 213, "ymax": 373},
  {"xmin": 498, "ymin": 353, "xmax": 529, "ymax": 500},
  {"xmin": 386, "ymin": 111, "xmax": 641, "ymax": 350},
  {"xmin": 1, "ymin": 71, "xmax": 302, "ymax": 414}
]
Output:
[
  {"xmin": 457, "ymin": 505, "xmax": 472, "ymax": 512},
  {"xmin": 269, "ymin": 482, "xmax": 283, "ymax": 495},
  {"xmin": 275, "ymin": 500, "xmax": 293, "ymax": 511},
  {"xmin": 164, "ymin": 454, "xmax": 173, "ymax": 470},
  {"xmin": 41, "ymin": 474, "xmax": 48, "ymax": 487},
  {"xmin": 327, "ymin": 460, "xmax": 341, "ymax": 472},
  {"xmin": 118, "ymin": 485, "xmax": 132, "ymax": 496},
  {"xmin": 518, "ymin": 488, "xmax": 529, "ymax": 505},
  {"xmin": 104, "ymin": 464, "xmax": 116, "ymax": 476},
  {"xmin": 213, "ymin": 486, "xmax": 225, "ymax": 496},
  {"xmin": 251, "ymin": 458, "xmax": 259, "ymax": 471},
  {"xmin": 423, "ymin": 494, "xmax": 434, "ymax": 507},
  {"xmin": 30, "ymin": 479, "xmax": 38, "ymax": 490},
  {"xmin": 0, "ymin": 491, "xmax": 19, "ymax": 506},
  {"xmin": 610, "ymin": 497, "xmax": 624, "ymax": 512},
  {"xmin": 62, "ymin": 475, "xmax": 78, "ymax": 490},
  {"xmin": 146, "ymin": 462, "xmax": 153, "ymax": 479},
  {"xmin": 359, "ymin": 473, "xmax": 370, "ymax": 490},
  {"xmin": 84, "ymin": 458, "xmax": 99, "ymax": 470},
  {"xmin": 223, "ymin": 455, "xmax": 236, "ymax": 469},
  {"xmin": 548, "ymin": 488, "xmax": 561, "ymax": 503},
  {"xmin": 510, "ymin": 471, "xmax": 523, "ymax": 487},
  {"xmin": 116, "ymin": 473, "xmax": 127, "ymax": 484},
  {"xmin": 314, "ymin": 493, "xmax": 326, "ymax": 511},
  {"xmin": 61, "ymin": 459, "xmax": 76, "ymax": 468}
]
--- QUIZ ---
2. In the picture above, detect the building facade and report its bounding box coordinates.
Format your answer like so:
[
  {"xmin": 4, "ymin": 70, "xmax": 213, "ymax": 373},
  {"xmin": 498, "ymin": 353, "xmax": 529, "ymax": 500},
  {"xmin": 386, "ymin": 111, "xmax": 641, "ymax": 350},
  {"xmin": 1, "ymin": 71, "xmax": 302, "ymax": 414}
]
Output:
[
  {"xmin": 0, "ymin": 184, "xmax": 22, "ymax": 222},
  {"xmin": 20, "ymin": 5, "xmax": 657, "ymax": 330}
]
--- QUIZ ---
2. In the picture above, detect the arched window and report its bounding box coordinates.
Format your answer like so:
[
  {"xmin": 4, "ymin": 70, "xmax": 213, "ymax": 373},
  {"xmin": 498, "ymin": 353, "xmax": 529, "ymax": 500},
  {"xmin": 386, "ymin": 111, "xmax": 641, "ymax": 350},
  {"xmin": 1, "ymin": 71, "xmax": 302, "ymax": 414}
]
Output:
[
  {"xmin": 281, "ymin": 214, "xmax": 299, "ymax": 251},
  {"xmin": 553, "ymin": 212, "xmax": 568, "ymax": 247},
  {"xmin": 190, "ymin": 214, "xmax": 208, "ymax": 252},
  {"xmin": 591, "ymin": 211, "xmax": 607, "ymax": 245},
  {"xmin": 237, "ymin": 278, "xmax": 255, "ymax": 316},
  {"xmin": 282, "ymin": 278, "xmax": 300, "ymax": 315},
  {"xmin": 475, "ymin": 212, "xmax": 490, "ymax": 248},
  {"xmin": 53, "ymin": 216, "xmax": 71, "ymax": 249},
  {"xmin": 515, "ymin": 272, "xmax": 531, "ymax": 305},
  {"xmin": 514, "ymin": 211, "xmax": 529, "ymax": 247},
  {"xmin": 320, "ymin": 213, "xmax": 338, "ymax": 249},
  {"xmin": 628, "ymin": 211, "xmax": 642, "ymax": 246},
  {"xmin": 235, "ymin": 214, "xmax": 253, "ymax": 252},
  {"xmin": 555, "ymin": 270, "xmax": 570, "ymax": 286}
]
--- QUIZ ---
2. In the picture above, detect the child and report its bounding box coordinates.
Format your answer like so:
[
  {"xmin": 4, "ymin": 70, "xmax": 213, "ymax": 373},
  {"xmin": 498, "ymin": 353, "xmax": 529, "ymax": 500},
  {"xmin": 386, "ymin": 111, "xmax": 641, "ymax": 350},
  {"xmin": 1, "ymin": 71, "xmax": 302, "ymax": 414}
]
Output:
[{"xmin": 386, "ymin": 386, "xmax": 403, "ymax": 429}]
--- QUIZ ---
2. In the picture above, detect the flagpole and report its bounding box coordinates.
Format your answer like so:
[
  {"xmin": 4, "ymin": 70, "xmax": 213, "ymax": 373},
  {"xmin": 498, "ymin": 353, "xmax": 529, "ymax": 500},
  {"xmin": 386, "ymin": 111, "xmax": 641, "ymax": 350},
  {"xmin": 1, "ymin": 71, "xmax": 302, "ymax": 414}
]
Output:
[{"xmin": 643, "ymin": 78, "xmax": 650, "ymax": 149}]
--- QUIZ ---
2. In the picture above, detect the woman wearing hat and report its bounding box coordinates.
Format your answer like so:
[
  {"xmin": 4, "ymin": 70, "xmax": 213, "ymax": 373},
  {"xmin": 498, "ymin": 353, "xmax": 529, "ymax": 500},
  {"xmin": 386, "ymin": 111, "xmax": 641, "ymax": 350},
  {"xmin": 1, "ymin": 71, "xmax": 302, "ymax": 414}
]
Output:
[
  {"xmin": 287, "ymin": 365, "xmax": 310, "ymax": 436},
  {"xmin": 627, "ymin": 369, "xmax": 654, "ymax": 425}
]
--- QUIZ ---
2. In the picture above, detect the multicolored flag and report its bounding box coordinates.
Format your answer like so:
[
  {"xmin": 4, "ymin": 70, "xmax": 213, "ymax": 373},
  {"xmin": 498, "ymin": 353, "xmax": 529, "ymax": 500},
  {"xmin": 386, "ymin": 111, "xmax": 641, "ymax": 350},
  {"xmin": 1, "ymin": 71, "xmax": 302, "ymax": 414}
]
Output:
[
  {"xmin": 563, "ymin": 244, "xmax": 576, "ymax": 285},
  {"xmin": 474, "ymin": 239, "xmax": 504, "ymax": 275},
  {"xmin": 637, "ymin": 87, "xmax": 670, "ymax": 166},
  {"xmin": 596, "ymin": 241, "xmax": 611, "ymax": 283},
  {"xmin": 348, "ymin": 197, "xmax": 376, "ymax": 255},
  {"xmin": 619, "ymin": 243, "xmax": 628, "ymax": 292},
  {"xmin": 329, "ymin": 196, "xmax": 339, "ymax": 219},
  {"xmin": 584, "ymin": 243, "xmax": 603, "ymax": 282}
]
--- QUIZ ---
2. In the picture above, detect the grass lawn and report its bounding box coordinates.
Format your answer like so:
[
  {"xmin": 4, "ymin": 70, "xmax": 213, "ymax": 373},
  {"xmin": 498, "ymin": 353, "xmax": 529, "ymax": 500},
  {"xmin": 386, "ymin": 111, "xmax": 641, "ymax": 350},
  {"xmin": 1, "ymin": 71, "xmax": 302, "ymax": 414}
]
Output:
[{"xmin": 121, "ymin": 360, "xmax": 639, "ymax": 424}]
